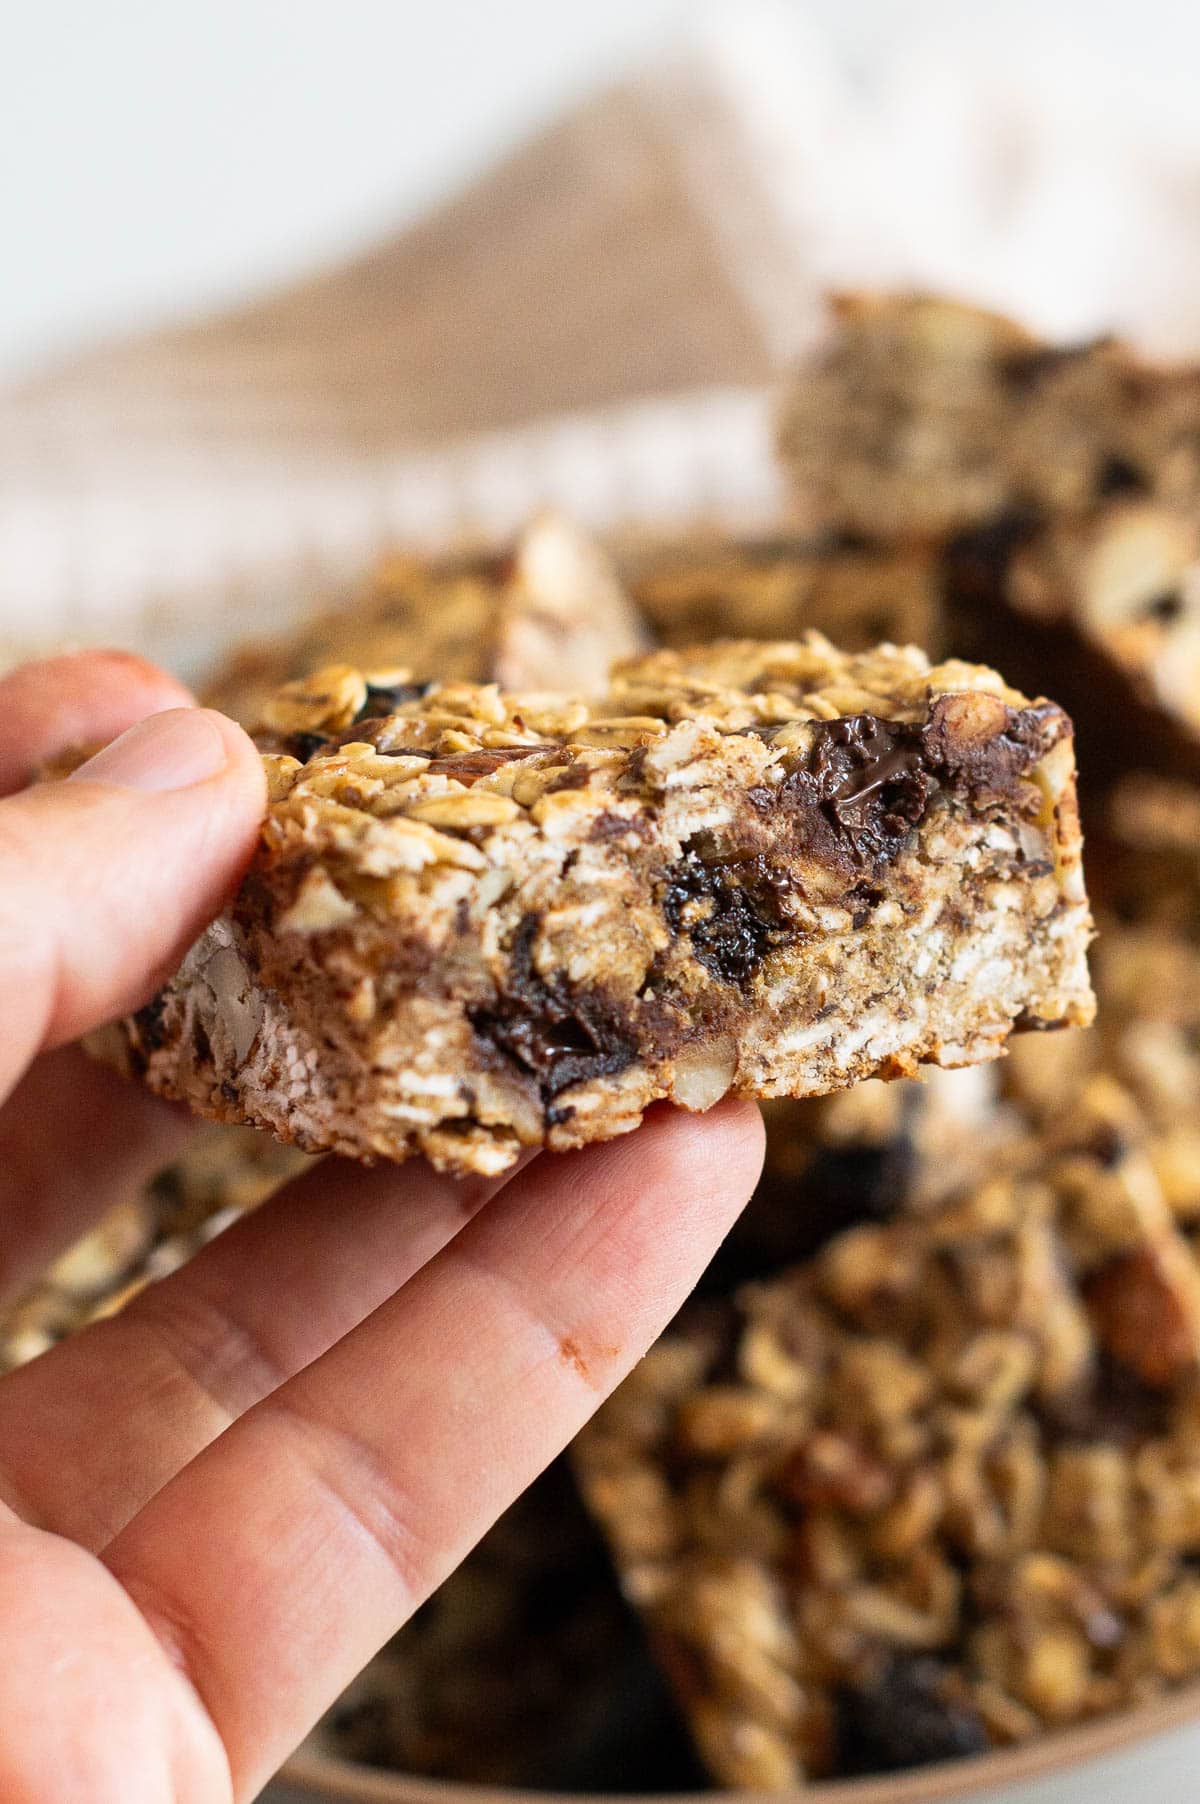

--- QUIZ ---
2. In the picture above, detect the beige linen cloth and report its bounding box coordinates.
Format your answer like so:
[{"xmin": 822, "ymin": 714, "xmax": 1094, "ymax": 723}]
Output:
[{"xmin": 3, "ymin": 4, "xmax": 1200, "ymax": 673}]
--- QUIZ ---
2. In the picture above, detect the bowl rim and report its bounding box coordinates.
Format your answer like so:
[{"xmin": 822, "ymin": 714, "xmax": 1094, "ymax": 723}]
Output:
[{"xmin": 280, "ymin": 1677, "xmax": 1200, "ymax": 1802}]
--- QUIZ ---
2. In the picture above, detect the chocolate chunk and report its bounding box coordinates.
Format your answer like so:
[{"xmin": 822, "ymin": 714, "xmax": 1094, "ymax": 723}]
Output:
[
  {"xmin": 848, "ymin": 881, "xmax": 884, "ymax": 928},
  {"xmin": 287, "ymin": 731, "xmax": 331, "ymax": 763},
  {"xmin": 352, "ymin": 680, "xmax": 433, "ymax": 723},
  {"xmin": 834, "ymin": 1657, "xmax": 989, "ymax": 1775},
  {"xmin": 785, "ymin": 714, "xmax": 936, "ymax": 868},
  {"xmin": 923, "ymin": 694, "xmax": 1066, "ymax": 807},
  {"xmin": 663, "ymin": 851, "xmax": 789, "ymax": 985},
  {"xmin": 425, "ymin": 746, "xmax": 545, "ymax": 782},
  {"xmin": 1096, "ymin": 453, "xmax": 1149, "ymax": 497},
  {"xmin": 690, "ymin": 697, "xmax": 1061, "ymax": 920},
  {"xmin": 998, "ymin": 337, "xmax": 1112, "ymax": 392},
  {"xmin": 133, "ymin": 992, "xmax": 169, "ymax": 1052},
  {"xmin": 470, "ymin": 914, "xmax": 635, "ymax": 1100}
]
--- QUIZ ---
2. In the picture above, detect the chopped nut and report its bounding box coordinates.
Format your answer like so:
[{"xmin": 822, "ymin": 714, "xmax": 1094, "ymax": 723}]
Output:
[
  {"xmin": 404, "ymin": 791, "xmax": 522, "ymax": 829},
  {"xmin": 260, "ymin": 662, "xmax": 368, "ymax": 733},
  {"xmin": 277, "ymin": 869, "xmax": 359, "ymax": 934},
  {"xmin": 1085, "ymin": 1248, "xmax": 1200, "ymax": 1387}
]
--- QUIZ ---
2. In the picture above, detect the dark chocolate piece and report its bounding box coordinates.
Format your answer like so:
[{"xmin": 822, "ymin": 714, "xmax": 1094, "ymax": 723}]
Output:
[
  {"xmin": 663, "ymin": 851, "xmax": 790, "ymax": 986},
  {"xmin": 287, "ymin": 731, "xmax": 332, "ymax": 763},
  {"xmin": 352, "ymin": 680, "xmax": 434, "ymax": 723},
  {"xmin": 835, "ymin": 1657, "xmax": 990, "ymax": 1775},
  {"xmin": 470, "ymin": 914, "xmax": 636, "ymax": 1100}
]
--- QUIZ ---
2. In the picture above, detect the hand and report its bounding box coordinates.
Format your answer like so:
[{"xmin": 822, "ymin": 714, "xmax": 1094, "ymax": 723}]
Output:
[{"xmin": 0, "ymin": 653, "xmax": 764, "ymax": 1803}]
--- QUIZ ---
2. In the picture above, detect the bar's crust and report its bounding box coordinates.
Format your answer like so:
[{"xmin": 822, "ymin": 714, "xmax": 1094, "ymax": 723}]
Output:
[
  {"xmin": 205, "ymin": 512, "xmax": 648, "ymax": 724},
  {"xmin": 778, "ymin": 293, "xmax": 1200, "ymax": 542},
  {"xmin": 92, "ymin": 636, "xmax": 1094, "ymax": 1176}
]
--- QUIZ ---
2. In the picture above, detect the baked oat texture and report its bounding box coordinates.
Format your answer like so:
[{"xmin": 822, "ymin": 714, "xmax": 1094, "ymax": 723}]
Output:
[
  {"xmin": 575, "ymin": 927, "xmax": 1200, "ymax": 1787},
  {"xmin": 92, "ymin": 635, "xmax": 1094, "ymax": 1176},
  {"xmin": 778, "ymin": 293, "xmax": 1200, "ymax": 541},
  {"xmin": 205, "ymin": 511, "xmax": 648, "ymax": 724}
]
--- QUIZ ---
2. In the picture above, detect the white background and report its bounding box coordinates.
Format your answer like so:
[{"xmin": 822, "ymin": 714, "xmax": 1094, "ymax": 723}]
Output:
[{"xmin": 5, "ymin": 0, "xmax": 1200, "ymax": 380}]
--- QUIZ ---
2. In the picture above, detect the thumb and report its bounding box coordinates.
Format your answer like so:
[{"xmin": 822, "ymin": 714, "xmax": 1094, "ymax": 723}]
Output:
[{"xmin": 0, "ymin": 708, "xmax": 265, "ymax": 1102}]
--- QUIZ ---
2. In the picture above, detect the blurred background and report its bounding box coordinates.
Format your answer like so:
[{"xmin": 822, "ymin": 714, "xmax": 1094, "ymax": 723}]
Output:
[{"xmin": 7, "ymin": 0, "xmax": 1200, "ymax": 662}]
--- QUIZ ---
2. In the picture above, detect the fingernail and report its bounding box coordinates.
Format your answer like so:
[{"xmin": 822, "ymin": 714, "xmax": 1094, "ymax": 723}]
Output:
[{"xmin": 71, "ymin": 709, "xmax": 230, "ymax": 793}]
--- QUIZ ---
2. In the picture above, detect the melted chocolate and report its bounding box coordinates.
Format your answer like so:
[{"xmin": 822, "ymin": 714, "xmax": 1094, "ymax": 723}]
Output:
[
  {"xmin": 663, "ymin": 852, "xmax": 791, "ymax": 986},
  {"xmin": 785, "ymin": 713, "xmax": 936, "ymax": 868},
  {"xmin": 469, "ymin": 914, "xmax": 635, "ymax": 1101},
  {"xmin": 923, "ymin": 695, "xmax": 1065, "ymax": 806},
  {"xmin": 663, "ymin": 696, "xmax": 1064, "ymax": 982}
]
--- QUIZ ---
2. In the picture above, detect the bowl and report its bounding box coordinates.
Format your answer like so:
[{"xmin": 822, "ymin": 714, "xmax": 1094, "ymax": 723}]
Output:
[{"xmin": 279, "ymin": 1681, "xmax": 1200, "ymax": 1804}]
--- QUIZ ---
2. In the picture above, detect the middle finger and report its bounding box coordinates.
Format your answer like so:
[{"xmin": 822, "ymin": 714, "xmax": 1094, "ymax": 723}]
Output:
[
  {"xmin": 0, "ymin": 1047, "xmax": 194, "ymax": 1311},
  {"xmin": 0, "ymin": 1149, "xmax": 523, "ymax": 1549}
]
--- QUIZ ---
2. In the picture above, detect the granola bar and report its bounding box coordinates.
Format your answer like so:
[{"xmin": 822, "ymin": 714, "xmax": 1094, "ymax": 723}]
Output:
[
  {"xmin": 574, "ymin": 1009, "xmax": 1200, "ymax": 1786},
  {"xmin": 625, "ymin": 533, "xmax": 940, "ymax": 658},
  {"xmin": 1099, "ymin": 774, "xmax": 1200, "ymax": 932},
  {"xmin": 92, "ymin": 637, "xmax": 1093, "ymax": 1175},
  {"xmin": 778, "ymin": 293, "xmax": 1200, "ymax": 541},
  {"xmin": 943, "ymin": 501, "xmax": 1200, "ymax": 790},
  {"xmin": 205, "ymin": 512, "xmax": 647, "ymax": 724}
]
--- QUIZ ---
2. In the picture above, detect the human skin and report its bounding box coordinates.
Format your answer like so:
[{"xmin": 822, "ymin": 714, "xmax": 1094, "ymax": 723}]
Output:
[{"xmin": 0, "ymin": 652, "xmax": 764, "ymax": 1804}]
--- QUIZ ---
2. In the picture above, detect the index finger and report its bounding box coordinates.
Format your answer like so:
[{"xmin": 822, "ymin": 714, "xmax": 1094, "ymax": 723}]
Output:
[{"xmin": 104, "ymin": 1101, "xmax": 765, "ymax": 1799}]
